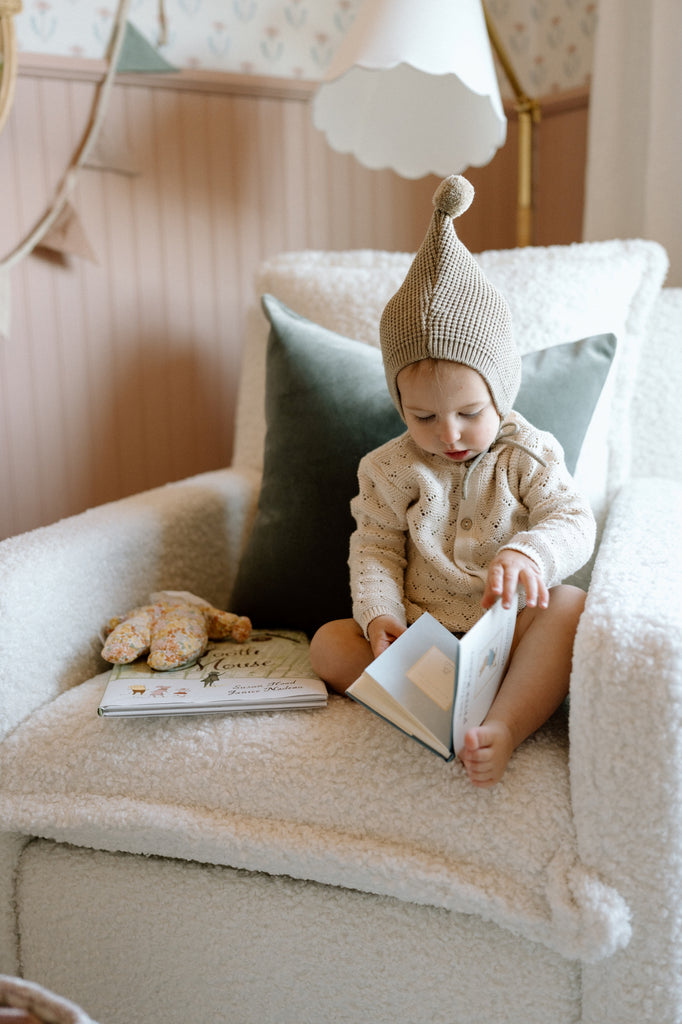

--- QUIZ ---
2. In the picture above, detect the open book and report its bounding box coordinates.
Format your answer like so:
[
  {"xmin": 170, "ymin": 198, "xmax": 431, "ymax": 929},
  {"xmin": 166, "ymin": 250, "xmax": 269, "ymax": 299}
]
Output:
[
  {"xmin": 98, "ymin": 629, "xmax": 328, "ymax": 718},
  {"xmin": 347, "ymin": 598, "xmax": 517, "ymax": 759}
]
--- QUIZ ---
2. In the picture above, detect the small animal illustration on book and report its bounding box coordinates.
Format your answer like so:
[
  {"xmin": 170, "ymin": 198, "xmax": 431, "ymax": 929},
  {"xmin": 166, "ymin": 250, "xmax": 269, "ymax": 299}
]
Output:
[{"xmin": 480, "ymin": 647, "xmax": 497, "ymax": 674}]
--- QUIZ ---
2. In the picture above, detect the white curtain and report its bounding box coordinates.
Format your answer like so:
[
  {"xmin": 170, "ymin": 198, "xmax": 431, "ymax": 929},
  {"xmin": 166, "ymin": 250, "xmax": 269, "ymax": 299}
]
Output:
[{"xmin": 583, "ymin": 0, "xmax": 682, "ymax": 285}]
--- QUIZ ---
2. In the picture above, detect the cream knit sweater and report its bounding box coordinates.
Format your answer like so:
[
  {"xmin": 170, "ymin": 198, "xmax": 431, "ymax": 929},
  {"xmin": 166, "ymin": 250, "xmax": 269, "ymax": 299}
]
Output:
[{"xmin": 350, "ymin": 411, "xmax": 596, "ymax": 636}]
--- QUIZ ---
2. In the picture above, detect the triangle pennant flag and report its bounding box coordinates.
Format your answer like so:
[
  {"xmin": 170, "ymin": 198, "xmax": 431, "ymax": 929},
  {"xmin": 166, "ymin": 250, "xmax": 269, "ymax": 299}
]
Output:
[
  {"xmin": 0, "ymin": 267, "xmax": 10, "ymax": 344},
  {"xmin": 117, "ymin": 22, "xmax": 179, "ymax": 74},
  {"xmin": 37, "ymin": 202, "xmax": 99, "ymax": 264},
  {"xmin": 84, "ymin": 126, "xmax": 140, "ymax": 177}
]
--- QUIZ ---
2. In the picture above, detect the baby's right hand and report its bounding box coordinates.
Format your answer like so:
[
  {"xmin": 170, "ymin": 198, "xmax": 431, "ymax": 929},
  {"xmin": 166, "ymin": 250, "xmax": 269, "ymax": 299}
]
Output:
[{"xmin": 367, "ymin": 615, "xmax": 407, "ymax": 658}]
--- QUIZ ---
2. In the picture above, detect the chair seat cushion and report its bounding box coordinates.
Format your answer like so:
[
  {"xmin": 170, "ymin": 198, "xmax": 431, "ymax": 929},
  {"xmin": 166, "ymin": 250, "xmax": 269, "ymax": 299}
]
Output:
[{"xmin": 0, "ymin": 669, "xmax": 629, "ymax": 962}]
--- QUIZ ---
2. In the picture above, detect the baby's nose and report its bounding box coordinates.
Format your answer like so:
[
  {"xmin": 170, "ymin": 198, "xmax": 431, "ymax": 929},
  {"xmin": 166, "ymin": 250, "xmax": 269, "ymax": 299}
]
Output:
[{"xmin": 440, "ymin": 416, "xmax": 461, "ymax": 444}]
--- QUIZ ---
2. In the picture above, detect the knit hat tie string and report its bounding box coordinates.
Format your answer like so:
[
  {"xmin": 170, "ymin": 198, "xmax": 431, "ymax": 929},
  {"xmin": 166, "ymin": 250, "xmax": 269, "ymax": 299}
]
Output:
[{"xmin": 461, "ymin": 421, "xmax": 548, "ymax": 499}]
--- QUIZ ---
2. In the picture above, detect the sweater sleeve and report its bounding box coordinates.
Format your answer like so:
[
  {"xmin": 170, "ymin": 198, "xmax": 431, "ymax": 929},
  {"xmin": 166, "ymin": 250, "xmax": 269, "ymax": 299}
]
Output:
[
  {"xmin": 349, "ymin": 449, "xmax": 412, "ymax": 637},
  {"xmin": 498, "ymin": 429, "xmax": 597, "ymax": 586}
]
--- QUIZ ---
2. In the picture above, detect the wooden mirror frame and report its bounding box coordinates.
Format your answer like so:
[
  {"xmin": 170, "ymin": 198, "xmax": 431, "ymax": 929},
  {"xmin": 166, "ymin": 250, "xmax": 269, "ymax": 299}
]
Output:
[{"xmin": 0, "ymin": 2, "xmax": 21, "ymax": 136}]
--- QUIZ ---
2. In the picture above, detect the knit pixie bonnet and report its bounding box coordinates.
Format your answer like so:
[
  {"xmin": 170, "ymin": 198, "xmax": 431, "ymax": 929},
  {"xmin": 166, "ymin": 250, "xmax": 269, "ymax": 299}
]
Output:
[{"xmin": 380, "ymin": 175, "xmax": 521, "ymax": 418}]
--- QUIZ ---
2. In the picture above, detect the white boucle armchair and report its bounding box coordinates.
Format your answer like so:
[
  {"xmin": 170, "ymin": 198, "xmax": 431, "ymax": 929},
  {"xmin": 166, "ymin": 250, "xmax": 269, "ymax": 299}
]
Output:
[{"xmin": 0, "ymin": 238, "xmax": 681, "ymax": 1024}]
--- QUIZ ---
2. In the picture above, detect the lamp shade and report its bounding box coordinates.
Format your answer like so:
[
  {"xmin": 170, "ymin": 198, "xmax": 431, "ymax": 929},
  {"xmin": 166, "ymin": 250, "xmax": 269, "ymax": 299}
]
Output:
[{"xmin": 312, "ymin": 0, "xmax": 507, "ymax": 179}]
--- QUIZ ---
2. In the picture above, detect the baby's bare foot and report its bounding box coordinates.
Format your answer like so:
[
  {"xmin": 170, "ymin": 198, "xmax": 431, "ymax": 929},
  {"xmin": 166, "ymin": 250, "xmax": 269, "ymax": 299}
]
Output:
[{"xmin": 458, "ymin": 721, "xmax": 515, "ymax": 787}]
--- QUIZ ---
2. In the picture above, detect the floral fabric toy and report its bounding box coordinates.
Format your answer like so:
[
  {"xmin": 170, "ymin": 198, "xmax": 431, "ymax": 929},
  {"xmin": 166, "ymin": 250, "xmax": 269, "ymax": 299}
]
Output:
[{"xmin": 101, "ymin": 590, "xmax": 252, "ymax": 671}]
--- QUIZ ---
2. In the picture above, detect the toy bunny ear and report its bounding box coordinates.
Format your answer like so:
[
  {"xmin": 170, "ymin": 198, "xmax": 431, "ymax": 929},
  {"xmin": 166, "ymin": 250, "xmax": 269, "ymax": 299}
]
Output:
[
  {"xmin": 432, "ymin": 174, "xmax": 475, "ymax": 218},
  {"xmin": 101, "ymin": 606, "xmax": 155, "ymax": 664},
  {"xmin": 205, "ymin": 609, "xmax": 252, "ymax": 644}
]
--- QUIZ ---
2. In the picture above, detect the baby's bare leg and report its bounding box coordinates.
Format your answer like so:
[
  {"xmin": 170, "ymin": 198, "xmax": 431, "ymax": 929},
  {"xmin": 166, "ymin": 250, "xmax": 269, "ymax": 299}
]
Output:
[
  {"xmin": 459, "ymin": 584, "xmax": 586, "ymax": 787},
  {"xmin": 309, "ymin": 618, "xmax": 374, "ymax": 694}
]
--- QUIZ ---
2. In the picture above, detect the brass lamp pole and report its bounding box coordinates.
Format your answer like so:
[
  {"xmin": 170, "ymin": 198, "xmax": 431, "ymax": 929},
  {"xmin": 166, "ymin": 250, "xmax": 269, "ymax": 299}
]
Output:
[{"xmin": 483, "ymin": 2, "xmax": 540, "ymax": 247}]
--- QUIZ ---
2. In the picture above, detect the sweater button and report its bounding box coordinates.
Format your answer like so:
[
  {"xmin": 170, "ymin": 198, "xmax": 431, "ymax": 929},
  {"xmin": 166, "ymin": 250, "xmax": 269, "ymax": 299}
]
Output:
[{"xmin": 461, "ymin": 517, "xmax": 473, "ymax": 530}]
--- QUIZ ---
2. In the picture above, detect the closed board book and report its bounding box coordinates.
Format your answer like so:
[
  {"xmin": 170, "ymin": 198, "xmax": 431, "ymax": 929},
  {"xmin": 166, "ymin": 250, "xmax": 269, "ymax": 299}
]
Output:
[
  {"xmin": 347, "ymin": 597, "xmax": 518, "ymax": 759},
  {"xmin": 98, "ymin": 629, "xmax": 328, "ymax": 718}
]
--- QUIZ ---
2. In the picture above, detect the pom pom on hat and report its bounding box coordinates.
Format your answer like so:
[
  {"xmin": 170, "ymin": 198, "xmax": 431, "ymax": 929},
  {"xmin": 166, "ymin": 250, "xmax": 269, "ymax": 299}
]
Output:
[
  {"xmin": 380, "ymin": 174, "xmax": 521, "ymax": 419},
  {"xmin": 432, "ymin": 174, "xmax": 475, "ymax": 218}
]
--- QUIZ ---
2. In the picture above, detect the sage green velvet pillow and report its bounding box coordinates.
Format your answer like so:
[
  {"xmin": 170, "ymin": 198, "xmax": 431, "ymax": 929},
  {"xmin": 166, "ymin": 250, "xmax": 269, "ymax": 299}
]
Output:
[{"xmin": 230, "ymin": 295, "xmax": 615, "ymax": 635}]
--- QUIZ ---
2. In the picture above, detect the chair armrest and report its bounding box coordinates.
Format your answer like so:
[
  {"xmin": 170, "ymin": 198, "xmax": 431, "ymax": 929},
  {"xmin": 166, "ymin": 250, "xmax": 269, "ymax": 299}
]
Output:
[
  {"xmin": 570, "ymin": 477, "xmax": 682, "ymax": 1016},
  {"xmin": 0, "ymin": 467, "xmax": 260, "ymax": 740}
]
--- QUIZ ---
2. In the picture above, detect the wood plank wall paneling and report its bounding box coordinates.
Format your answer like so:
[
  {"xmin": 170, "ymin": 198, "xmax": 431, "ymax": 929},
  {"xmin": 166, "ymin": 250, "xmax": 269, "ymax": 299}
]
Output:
[{"xmin": 0, "ymin": 56, "xmax": 588, "ymax": 540}]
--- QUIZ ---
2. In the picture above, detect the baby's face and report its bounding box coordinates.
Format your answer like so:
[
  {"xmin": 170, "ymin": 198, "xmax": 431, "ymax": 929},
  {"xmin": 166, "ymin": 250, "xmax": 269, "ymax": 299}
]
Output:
[{"xmin": 397, "ymin": 360, "xmax": 500, "ymax": 464}]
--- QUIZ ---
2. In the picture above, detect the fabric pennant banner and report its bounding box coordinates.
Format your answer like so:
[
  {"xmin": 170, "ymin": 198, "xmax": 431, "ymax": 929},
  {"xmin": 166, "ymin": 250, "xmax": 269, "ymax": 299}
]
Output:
[
  {"xmin": 1, "ymin": 0, "xmax": 131, "ymax": 273},
  {"xmin": 84, "ymin": 127, "xmax": 140, "ymax": 176},
  {"xmin": 37, "ymin": 202, "xmax": 99, "ymax": 264},
  {"xmin": 116, "ymin": 21, "xmax": 179, "ymax": 73}
]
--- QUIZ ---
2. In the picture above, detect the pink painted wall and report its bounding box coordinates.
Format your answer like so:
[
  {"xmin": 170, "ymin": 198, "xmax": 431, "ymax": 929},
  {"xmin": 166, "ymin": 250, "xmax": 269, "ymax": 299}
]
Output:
[
  {"xmin": 0, "ymin": 59, "xmax": 440, "ymax": 538},
  {"xmin": 0, "ymin": 57, "xmax": 587, "ymax": 540}
]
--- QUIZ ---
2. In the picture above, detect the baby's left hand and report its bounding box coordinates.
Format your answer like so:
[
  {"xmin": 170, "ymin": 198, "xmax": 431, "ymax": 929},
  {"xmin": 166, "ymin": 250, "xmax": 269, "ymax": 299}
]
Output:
[{"xmin": 482, "ymin": 549, "xmax": 549, "ymax": 611}]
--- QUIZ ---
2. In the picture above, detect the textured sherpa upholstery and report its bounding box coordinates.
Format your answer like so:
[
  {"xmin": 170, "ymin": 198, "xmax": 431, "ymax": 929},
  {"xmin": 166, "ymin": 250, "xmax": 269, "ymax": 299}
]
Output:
[
  {"xmin": 0, "ymin": 680, "xmax": 628, "ymax": 961},
  {"xmin": 0, "ymin": 975, "xmax": 98, "ymax": 1024},
  {"xmin": 0, "ymin": 239, "xmax": 681, "ymax": 1024}
]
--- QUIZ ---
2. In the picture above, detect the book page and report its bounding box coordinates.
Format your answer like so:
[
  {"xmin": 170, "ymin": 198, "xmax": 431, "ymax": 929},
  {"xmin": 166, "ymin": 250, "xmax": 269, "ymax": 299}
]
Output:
[
  {"xmin": 406, "ymin": 645, "xmax": 456, "ymax": 711},
  {"xmin": 451, "ymin": 598, "xmax": 517, "ymax": 755},
  {"xmin": 347, "ymin": 613, "xmax": 458, "ymax": 755}
]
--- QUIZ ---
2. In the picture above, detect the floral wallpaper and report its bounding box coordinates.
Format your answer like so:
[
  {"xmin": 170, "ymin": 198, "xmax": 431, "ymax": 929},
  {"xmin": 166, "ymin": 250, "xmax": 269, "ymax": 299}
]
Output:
[
  {"xmin": 15, "ymin": 0, "xmax": 597, "ymax": 96},
  {"xmin": 486, "ymin": 0, "xmax": 597, "ymax": 95}
]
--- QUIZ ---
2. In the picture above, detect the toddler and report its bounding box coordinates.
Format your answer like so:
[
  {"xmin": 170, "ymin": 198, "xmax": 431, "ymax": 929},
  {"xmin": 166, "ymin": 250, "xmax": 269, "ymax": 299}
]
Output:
[{"xmin": 310, "ymin": 175, "xmax": 595, "ymax": 787}]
